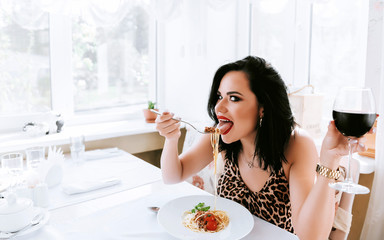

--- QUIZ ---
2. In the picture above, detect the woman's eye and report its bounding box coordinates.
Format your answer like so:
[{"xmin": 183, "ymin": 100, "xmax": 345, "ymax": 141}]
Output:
[
  {"xmin": 217, "ymin": 95, "xmax": 223, "ymax": 100},
  {"xmin": 230, "ymin": 96, "xmax": 240, "ymax": 102}
]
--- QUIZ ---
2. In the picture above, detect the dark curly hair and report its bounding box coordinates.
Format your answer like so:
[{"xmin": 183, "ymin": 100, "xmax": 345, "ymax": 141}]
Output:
[{"xmin": 207, "ymin": 56, "xmax": 296, "ymax": 173}]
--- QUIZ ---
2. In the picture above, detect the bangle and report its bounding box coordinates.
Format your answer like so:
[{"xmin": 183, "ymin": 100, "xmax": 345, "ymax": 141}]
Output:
[{"xmin": 316, "ymin": 163, "xmax": 341, "ymax": 180}]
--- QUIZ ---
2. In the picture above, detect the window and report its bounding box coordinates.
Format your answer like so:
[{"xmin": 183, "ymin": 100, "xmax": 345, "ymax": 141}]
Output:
[
  {"xmin": 309, "ymin": 0, "xmax": 369, "ymax": 119},
  {"xmin": 250, "ymin": 0, "xmax": 369, "ymax": 126},
  {"xmin": 0, "ymin": 1, "xmax": 155, "ymax": 133},
  {"xmin": 0, "ymin": 8, "xmax": 51, "ymax": 114},
  {"xmin": 72, "ymin": 6, "xmax": 151, "ymax": 112}
]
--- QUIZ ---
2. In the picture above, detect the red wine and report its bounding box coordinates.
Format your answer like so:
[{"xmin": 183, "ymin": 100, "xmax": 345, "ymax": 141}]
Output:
[{"xmin": 333, "ymin": 110, "xmax": 376, "ymax": 138}]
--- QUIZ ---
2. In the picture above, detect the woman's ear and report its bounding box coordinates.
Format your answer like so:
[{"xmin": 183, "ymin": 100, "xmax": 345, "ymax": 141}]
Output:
[{"xmin": 259, "ymin": 106, "xmax": 264, "ymax": 118}]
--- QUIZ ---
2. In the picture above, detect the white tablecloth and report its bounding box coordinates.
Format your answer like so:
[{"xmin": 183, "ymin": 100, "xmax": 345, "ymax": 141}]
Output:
[
  {"xmin": 48, "ymin": 151, "xmax": 162, "ymax": 210},
  {"xmin": 11, "ymin": 150, "xmax": 298, "ymax": 240}
]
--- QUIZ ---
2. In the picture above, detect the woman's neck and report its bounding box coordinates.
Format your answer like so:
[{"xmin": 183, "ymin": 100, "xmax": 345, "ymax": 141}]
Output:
[{"xmin": 241, "ymin": 136, "xmax": 256, "ymax": 159}]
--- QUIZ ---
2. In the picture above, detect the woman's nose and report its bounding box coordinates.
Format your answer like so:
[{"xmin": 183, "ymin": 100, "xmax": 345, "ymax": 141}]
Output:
[{"xmin": 215, "ymin": 99, "xmax": 227, "ymax": 114}]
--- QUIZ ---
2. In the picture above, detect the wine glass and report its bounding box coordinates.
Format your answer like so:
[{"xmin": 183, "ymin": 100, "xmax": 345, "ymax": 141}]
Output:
[{"xmin": 329, "ymin": 87, "xmax": 376, "ymax": 194}]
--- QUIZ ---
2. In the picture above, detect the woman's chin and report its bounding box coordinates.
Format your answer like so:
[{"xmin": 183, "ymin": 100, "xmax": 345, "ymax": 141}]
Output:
[{"xmin": 221, "ymin": 135, "xmax": 234, "ymax": 144}]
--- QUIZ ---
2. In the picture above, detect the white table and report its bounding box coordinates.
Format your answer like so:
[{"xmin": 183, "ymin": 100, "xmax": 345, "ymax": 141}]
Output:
[{"xmin": 14, "ymin": 150, "xmax": 298, "ymax": 240}]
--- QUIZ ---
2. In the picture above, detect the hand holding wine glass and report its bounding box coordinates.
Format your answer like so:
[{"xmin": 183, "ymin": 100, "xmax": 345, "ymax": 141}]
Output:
[{"xmin": 329, "ymin": 87, "xmax": 377, "ymax": 194}]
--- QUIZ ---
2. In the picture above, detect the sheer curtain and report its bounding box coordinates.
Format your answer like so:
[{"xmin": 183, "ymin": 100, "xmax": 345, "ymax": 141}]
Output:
[
  {"xmin": 0, "ymin": 0, "xmax": 139, "ymax": 28},
  {"xmin": 360, "ymin": 76, "xmax": 384, "ymax": 238},
  {"xmin": 360, "ymin": 4, "xmax": 384, "ymax": 237}
]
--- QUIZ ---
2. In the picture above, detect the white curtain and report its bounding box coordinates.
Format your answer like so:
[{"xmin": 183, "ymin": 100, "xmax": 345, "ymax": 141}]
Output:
[
  {"xmin": 149, "ymin": 0, "xmax": 183, "ymax": 22},
  {"xmin": 0, "ymin": 0, "xmax": 236, "ymax": 30},
  {"xmin": 0, "ymin": 0, "xmax": 139, "ymax": 29},
  {"xmin": 360, "ymin": 7, "xmax": 384, "ymax": 238},
  {"xmin": 360, "ymin": 78, "xmax": 384, "ymax": 239}
]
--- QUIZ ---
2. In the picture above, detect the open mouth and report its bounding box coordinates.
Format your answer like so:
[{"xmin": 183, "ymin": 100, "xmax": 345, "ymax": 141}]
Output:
[{"xmin": 217, "ymin": 116, "xmax": 233, "ymax": 135}]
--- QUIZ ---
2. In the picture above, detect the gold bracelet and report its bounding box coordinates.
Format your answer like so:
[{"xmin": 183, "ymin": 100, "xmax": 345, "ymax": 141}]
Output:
[{"xmin": 316, "ymin": 163, "xmax": 341, "ymax": 180}]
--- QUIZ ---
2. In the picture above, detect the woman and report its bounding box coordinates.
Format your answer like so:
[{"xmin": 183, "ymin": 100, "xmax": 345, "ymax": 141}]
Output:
[{"xmin": 155, "ymin": 56, "xmax": 368, "ymax": 239}]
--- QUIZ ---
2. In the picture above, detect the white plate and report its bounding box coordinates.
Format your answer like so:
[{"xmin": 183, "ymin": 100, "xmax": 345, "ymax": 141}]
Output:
[
  {"xmin": 0, "ymin": 179, "xmax": 10, "ymax": 193},
  {"xmin": 0, "ymin": 183, "xmax": 9, "ymax": 193},
  {"xmin": 12, "ymin": 208, "xmax": 50, "ymax": 237},
  {"xmin": 17, "ymin": 208, "xmax": 51, "ymax": 236},
  {"xmin": 158, "ymin": 195, "xmax": 254, "ymax": 240}
]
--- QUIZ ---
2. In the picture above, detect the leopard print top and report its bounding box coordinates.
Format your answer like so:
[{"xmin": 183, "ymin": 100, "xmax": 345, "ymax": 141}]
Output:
[{"xmin": 217, "ymin": 158, "xmax": 293, "ymax": 233}]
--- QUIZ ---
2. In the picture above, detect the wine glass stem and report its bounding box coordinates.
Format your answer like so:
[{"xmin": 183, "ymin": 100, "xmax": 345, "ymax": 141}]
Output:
[{"xmin": 346, "ymin": 138, "xmax": 353, "ymax": 183}]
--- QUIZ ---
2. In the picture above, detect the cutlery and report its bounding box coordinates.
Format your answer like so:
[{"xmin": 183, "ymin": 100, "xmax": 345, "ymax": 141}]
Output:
[
  {"xmin": 148, "ymin": 206, "xmax": 160, "ymax": 213},
  {"xmin": 149, "ymin": 109, "xmax": 211, "ymax": 134},
  {"xmin": 0, "ymin": 213, "xmax": 43, "ymax": 239}
]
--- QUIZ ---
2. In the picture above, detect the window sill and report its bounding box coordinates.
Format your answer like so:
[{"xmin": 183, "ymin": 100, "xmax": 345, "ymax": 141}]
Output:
[{"xmin": 0, "ymin": 119, "xmax": 158, "ymax": 154}]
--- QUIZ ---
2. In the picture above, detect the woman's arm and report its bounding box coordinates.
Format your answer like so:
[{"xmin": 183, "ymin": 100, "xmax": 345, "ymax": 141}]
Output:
[
  {"xmin": 288, "ymin": 122, "xmax": 366, "ymax": 240},
  {"xmin": 156, "ymin": 111, "xmax": 214, "ymax": 184}
]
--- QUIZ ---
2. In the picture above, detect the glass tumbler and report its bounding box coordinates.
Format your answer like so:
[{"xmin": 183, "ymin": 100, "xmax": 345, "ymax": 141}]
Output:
[
  {"xmin": 25, "ymin": 146, "xmax": 46, "ymax": 169},
  {"xmin": 1, "ymin": 152, "xmax": 24, "ymax": 191},
  {"xmin": 1, "ymin": 153, "xmax": 23, "ymax": 175},
  {"xmin": 70, "ymin": 135, "xmax": 85, "ymax": 165}
]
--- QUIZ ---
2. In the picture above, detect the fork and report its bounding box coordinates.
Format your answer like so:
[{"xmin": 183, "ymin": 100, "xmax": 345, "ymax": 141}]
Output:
[{"xmin": 150, "ymin": 109, "xmax": 209, "ymax": 134}]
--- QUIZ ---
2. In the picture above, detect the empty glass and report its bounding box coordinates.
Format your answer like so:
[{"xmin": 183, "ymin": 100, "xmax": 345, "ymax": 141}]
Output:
[
  {"xmin": 1, "ymin": 153, "xmax": 23, "ymax": 175},
  {"xmin": 25, "ymin": 146, "xmax": 45, "ymax": 169},
  {"xmin": 70, "ymin": 135, "xmax": 85, "ymax": 165},
  {"xmin": 1, "ymin": 153, "xmax": 24, "ymax": 191}
]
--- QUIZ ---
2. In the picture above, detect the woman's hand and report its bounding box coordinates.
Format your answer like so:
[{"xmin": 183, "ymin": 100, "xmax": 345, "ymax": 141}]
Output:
[
  {"xmin": 320, "ymin": 121, "xmax": 373, "ymax": 168},
  {"xmin": 155, "ymin": 111, "xmax": 181, "ymax": 140}
]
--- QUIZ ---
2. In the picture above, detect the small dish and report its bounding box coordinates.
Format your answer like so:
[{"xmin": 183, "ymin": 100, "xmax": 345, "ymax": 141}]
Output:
[
  {"xmin": 0, "ymin": 208, "xmax": 50, "ymax": 238},
  {"xmin": 15, "ymin": 208, "xmax": 50, "ymax": 237},
  {"xmin": 0, "ymin": 182, "xmax": 9, "ymax": 193}
]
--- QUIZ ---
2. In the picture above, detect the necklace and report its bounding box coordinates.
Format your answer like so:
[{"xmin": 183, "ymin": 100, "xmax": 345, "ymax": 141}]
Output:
[
  {"xmin": 247, "ymin": 159, "xmax": 255, "ymax": 168},
  {"xmin": 243, "ymin": 153, "xmax": 256, "ymax": 168}
]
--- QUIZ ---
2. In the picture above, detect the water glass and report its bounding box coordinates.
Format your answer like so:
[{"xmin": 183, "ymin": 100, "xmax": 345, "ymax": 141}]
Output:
[
  {"xmin": 25, "ymin": 146, "xmax": 45, "ymax": 169},
  {"xmin": 1, "ymin": 153, "xmax": 23, "ymax": 192},
  {"xmin": 1, "ymin": 153, "xmax": 23, "ymax": 175},
  {"xmin": 70, "ymin": 135, "xmax": 85, "ymax": 165}
]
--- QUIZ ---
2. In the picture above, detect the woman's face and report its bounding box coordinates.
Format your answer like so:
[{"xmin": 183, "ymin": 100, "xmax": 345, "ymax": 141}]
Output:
[{"xmin": 215, "ymin": 71, "xmax": 263, "ymax": 144}]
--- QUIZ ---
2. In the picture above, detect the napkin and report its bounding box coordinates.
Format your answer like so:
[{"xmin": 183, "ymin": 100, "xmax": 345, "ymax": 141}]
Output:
[{"xmin": 62, "ymin": 177, "xmax": 121, "ymax": 195}]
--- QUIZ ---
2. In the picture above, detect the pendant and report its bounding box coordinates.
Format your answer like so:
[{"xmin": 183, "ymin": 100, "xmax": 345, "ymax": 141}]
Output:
[{"xmin": 247, "ymin": 160, "xmax": 254, "ymax": 168}]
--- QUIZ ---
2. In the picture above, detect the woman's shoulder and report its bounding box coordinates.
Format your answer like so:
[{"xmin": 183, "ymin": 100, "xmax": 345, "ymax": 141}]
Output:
[
  {"xmin": 290, "ymin": 127, "xmax": 315, "ymax": 146},
  {"xmin": 285, "ymin": 127, "xmax": 317, "ymax": 163}
]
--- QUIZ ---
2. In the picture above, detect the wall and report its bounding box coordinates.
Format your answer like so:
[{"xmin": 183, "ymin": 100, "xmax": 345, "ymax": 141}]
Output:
[{"xmin": 159, "ymin": 0, "xmax": 248, "ymax": 123}]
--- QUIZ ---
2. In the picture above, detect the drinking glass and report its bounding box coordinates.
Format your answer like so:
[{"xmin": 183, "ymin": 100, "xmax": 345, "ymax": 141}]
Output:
[
  {"xmin": 1, "ymin": 153, "xmax": 23, "ymax": 175},
  {"xmin": 329, "ymin": 87, "xmax": 376, "ymax": 194},
  {"xmin": 1, "ymin": 152, "xmax": 24, "ymax": 191},
  {"xmin": 70, "ymin": 135, "xmax": 85, "ymax": 165},
  {"xmin": 25, "ymin": 146, "xmax": 45, "ymax": 169}
]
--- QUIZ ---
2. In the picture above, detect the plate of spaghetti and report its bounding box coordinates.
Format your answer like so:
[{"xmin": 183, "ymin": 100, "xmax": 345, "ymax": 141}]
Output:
[{"xmin": 157, "ymin": 195, "xmax": 254, "ymax": 240}]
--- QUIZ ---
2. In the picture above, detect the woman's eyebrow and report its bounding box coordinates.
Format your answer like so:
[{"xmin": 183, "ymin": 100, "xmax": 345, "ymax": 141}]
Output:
[{"xmin": 226, "ymin": 91, "xmax": 243, "ymax": 96}]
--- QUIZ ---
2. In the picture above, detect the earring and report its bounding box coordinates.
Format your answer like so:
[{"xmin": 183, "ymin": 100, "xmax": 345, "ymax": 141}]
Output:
[{"xmin": 259, "ymin": 117, "xmax": 263, "ymax": 127}]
